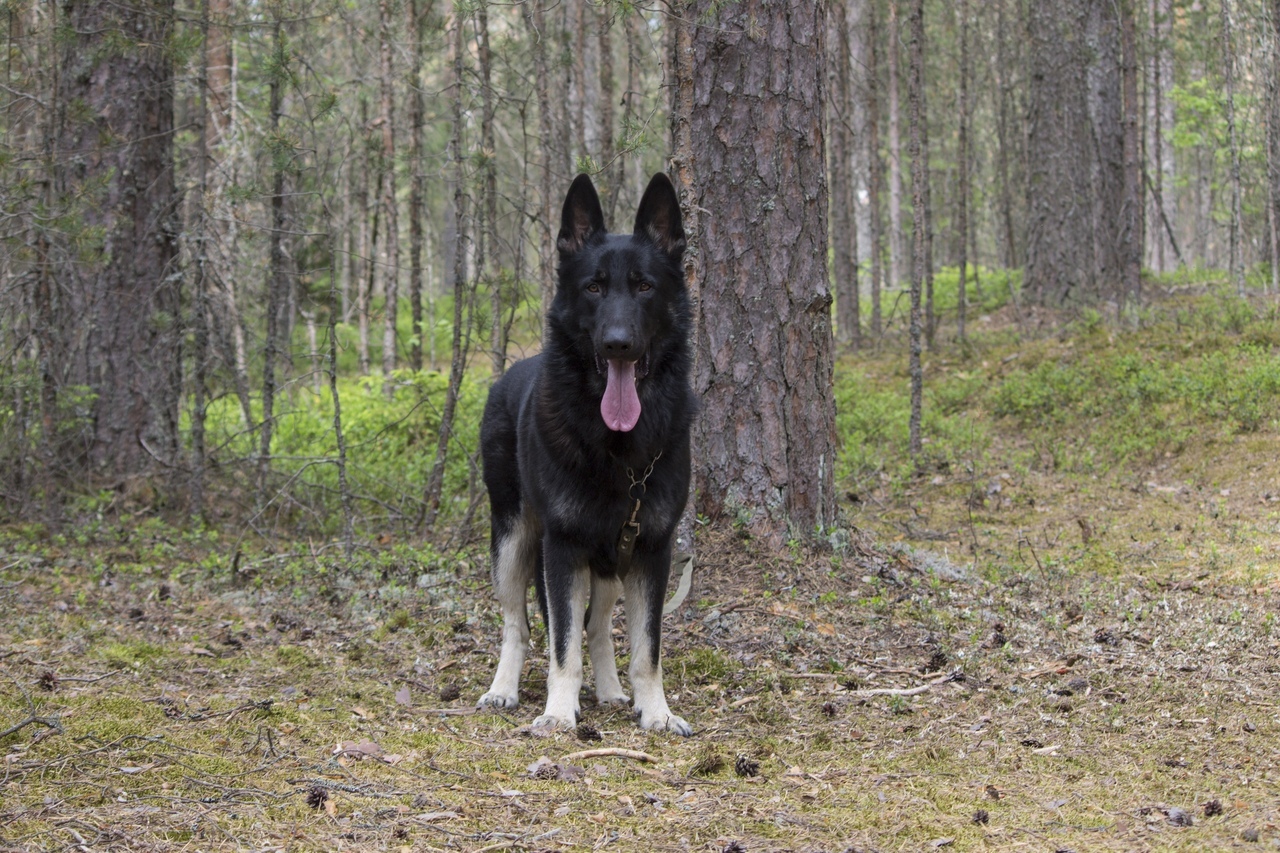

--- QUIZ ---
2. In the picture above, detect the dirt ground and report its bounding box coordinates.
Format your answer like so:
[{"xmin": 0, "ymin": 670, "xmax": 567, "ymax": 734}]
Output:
[{"xmin": 1, "ymin": 506, "xmax": 1277, "ymax": 852}]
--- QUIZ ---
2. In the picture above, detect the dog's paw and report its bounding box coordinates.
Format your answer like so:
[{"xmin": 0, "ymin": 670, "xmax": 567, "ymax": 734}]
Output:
[
  {"xmin": 477, "ymin": 691, "xmax": 519, "ymax": 710},
  {"xmin": 637, "ymin": 710, "xmax": 693, "ymax": 737},
  {"xmin": 530, "ymin": 713, "xmax": 577, "ymax": 732},
  {"xmin": 596, "ymin": 692, "xmax": 631, "ymax": 707}
]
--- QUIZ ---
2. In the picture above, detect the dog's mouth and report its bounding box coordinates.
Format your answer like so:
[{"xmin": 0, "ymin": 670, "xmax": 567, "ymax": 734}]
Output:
[{"xmin": 595, "ymin": 349, "xmax": 650, "ymax": 432}]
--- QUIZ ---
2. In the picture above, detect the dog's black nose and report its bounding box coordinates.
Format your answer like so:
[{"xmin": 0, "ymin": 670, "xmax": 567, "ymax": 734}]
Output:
[{"xmin": 601, "ymin": 328, "xmax": 637, "ymax": 358}]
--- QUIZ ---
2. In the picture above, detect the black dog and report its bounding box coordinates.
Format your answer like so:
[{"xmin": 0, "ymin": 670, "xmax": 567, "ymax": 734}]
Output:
[{"xmin": 477, "ymin": 173, "xmax": 695, "ymax": 735}]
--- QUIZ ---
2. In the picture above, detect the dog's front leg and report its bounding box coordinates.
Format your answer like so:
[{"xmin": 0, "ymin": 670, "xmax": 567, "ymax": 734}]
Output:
[
  {"xmin": 624, "ymin": 555, "xmax": 692, "ymax": 736},
  {"xmin": 534, "ymin": 540, "xmax": 589, "ymax": 730}
]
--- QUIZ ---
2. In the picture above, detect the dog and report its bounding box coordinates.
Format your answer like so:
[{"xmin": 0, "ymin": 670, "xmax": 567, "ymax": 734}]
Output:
[{"xmin": 476, "ymin": 172, "xmax": 695, "ymax": 735}]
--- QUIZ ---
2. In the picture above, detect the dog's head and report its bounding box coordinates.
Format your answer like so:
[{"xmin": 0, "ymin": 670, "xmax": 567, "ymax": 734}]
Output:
[{"xmin": 549, "ymin": 173, "xmax": 688, "ymax": 433}]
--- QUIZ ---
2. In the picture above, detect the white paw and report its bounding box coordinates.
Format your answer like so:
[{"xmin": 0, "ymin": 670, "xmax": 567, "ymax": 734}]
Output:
[
  {"xmin": 531, "ymin": 713, "xmax": 577, "ymax": 731},
  {"xmin": 478, "ymin": 691, "xmax": 519, "ymax": 710},
  {"xmin": 638, "ymin": 710, "xmax": 692, "ymax": 736},
  {"xmin": 596, "ymin": 692, "xmax": 631, "ymax": 707}
]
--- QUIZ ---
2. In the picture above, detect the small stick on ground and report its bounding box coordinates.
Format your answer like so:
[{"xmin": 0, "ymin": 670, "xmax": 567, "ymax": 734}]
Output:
[
  {"xmin": 0, "ymin": 712, "xmax": 62, "ymax": 740},
  {"xmin": 561, "ymin": 747, "xmax": 657, "ymax": 764},
  {"xmin": 850, "ymin": 672, "xmax": 958, "ymax": 699}
]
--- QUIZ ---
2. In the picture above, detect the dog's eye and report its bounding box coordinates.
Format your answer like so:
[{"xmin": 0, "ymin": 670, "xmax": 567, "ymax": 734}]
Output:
[
  {"xmin": 637, "ymin": 281, "xmax": 653, "ymax": 293},
  {"xmin": 586, "ymin": 282, "xmax": 600, "ymax": 294}
]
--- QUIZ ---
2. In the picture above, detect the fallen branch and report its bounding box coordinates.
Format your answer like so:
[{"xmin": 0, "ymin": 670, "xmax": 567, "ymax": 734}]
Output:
[
  {"xmin": 560, "ymin": 747, "xmax": 657, "ymax": 764},
  {"xmin": 0, "ymin": 712, "xmax": 62, "ymax": 741},
  {"xmin": 849, "ymin": 672, "xmax": 960, "ymax": 699}
]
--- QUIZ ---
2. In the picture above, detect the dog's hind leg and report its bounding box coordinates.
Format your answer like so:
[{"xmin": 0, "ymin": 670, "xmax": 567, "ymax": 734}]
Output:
[
  {"xmin": 534, "ymin": 541, "xmax": 590, "ymax": 730},
  {"xmin": 623, "ymin": 559, "xmax": 692, "ymax": 736},
  {"xmin": 478, "ymin": 514, "xmax": 537, "ymax": 710},
  {"xmin": 586, "ymin": 576, "xmax": 628, "ymax": 706}
]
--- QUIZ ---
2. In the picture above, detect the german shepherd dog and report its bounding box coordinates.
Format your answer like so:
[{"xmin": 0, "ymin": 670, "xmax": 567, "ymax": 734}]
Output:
[{"xmin": 477, "ymin": 173, "xmax": 695, "ymax": 735}]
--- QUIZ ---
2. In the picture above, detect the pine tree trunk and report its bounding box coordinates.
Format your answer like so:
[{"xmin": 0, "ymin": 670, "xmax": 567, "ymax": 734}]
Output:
[
  {"xmin": 867, "ymin": 1, "xmax": 884, "ymax": 337},
  {"xmin": 687, "ymin": 0, "xmax": 837, "ymax": 546},
  {"xmin": 1025, "ymin": 0, "xmax": 1095, "ymax": 305},
  {"xmin": 408, "ymin": 0, "xmax": 429, "ymax": 372},
  {"xmin": 956, "ymin": 0, "xmax": 970, "ymax": 343},
  {"xmin": 907, "ymin": 0, "xmax": 925, "ymax": 463},
  {"xmin": 1221, "ymin": 0, "xmax": 1245, "ymax": 295},
  {"xmin": 831, "ymin": 0, "xmax": 859, "ymax": 347},
  {"xmin": 1270, "ymin": 0, "xmax": 1280, "ymax": 293},
  {"xmin": 378, "ymin": 0, "xmax": 400, "ymax": 387},
  {"xmin": 477, "ymin": 1, "xmax": 503, "ymax": 377},
  {"xmin": 1087, "ymin": 0, "xmax": 1124, "ymax": 305},
  {"xmin": 522, "ymin": 0, "xmax": 557, "ymax": 313},
  {"xmin": 56, "ymin": 0, "xmax": 181, "ymax": 478},
  {"xmin": 192, "ymin": 0, "xmax": 213, "ymax": 515},
  {"xmin": 1120, "ymin": 0, "xmax": 1142, "ymax": 309},
  {"xmin": 598, "ymin": 8, "xmax": 617, "ymax": 222},
  {"xmin": 258, "ymin": 18, "xmax": 287, "ymax": 503},
  {"xmin": 424, "ymin": 2, "xmax": 471, "ymax": 528},
  {"xmin": 886, "ymin": 0, "xmax": 904, "ymax": 291},
  {"xmin": 994, "ymin": 0, "xmax": 1017, "ymax": 271}
]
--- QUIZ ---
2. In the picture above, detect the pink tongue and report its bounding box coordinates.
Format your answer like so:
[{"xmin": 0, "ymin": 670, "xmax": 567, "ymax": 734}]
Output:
[{"xmin": 601, "ymin": 359, "xmax": 641, "ymax": 431}]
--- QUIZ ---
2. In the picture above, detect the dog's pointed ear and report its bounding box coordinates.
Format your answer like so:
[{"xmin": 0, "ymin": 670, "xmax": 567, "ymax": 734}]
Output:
[
  {"xmin": 558, "ymin": 174, "xmax": 607, "ymax": 256},
  {"xmin": 633, "ymin": 173, "xmax": 686, "ymax": 260}
]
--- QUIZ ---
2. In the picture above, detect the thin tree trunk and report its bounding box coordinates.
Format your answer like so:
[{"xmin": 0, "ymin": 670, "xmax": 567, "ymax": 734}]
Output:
[
  {"xmin": 192, "ymin": 0, "xmax": 212, "ymax": 516},
  {"xmin": 522, "ymin": 0, "xmax": 556, "ymax": 313},
  {"xmin": 357, "ymin": 98, "xmax": 373, "ymax": 373},
  {"xmin": 831, "ymin": 0, "xmax": 858, "ymax": 347},
  {"xmin": 325, "ymin": 228, "xmax": 355, "ymax": 557},
  {"xmin": 994, "ymin": 0, "xmax": 1017, "ymax": 271},
  {"xmin": 379, "ymin": 0, "xmax": 400, "ymax": 388},
  {"xmin": 1270, "ymin": 0, "xmax": 1280, "ymax": 293},
  {"xmin": 867, "ymin": 0, "xmax": 884, "ymax": 337},
  {"xmin": 408, "ymin": 0, "xmax": 429, "ymax": 371},
  {"xmin": 907, "ymin": 0, "xmax": 925, "ymax": 463},
  {"xmin": 667, "ymin": 0, "xmax": 702, "ymax": 565},
  {"xmin": 478, "ymin": 0, "xmax": 503, "ymax": 377},
  {"xmin": 598, "ymin": 7, "xmax": 617, "ymax": 222},
  {"xmin": 1121, "ymin": 0, "xmax": 1142, "ymax": 309},
  {"xmin": 424, "ymin": 3, "xmax": 471, "ymax": 529},
  {"xmin": 957, "ymin": 0, "xmax": 969, "ymax": 343},
  {"xmin": 887, "ymin": 0, "xmax": 904, "ymax": 291},
  {"xmin": 258, "ymin": 17, "xmax": 286, "ymax": 505},
  {"xmin": 1222, "ymin": 0, "xmax": 1245, "ymax": 295},
  {"xmin": 920, "ymin": 10, "xmax": 934, "ymax": 349}
]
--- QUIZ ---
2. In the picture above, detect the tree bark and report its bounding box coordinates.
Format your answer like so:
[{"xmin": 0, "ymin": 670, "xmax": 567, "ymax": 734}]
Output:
[
  {"xmin": 994, "ymin": 0, "xmax": 1017, "ymax": 271},
  {"xmin": 687, "ymin": 0, "xmax": 837, "ymax": 546},
  {"xmin": 424, "ymin": 2, "xmax": 471, "ymax": 528},
  {"xmin": 257, "ymin": 17, "xmax": 287, "ymax": 504},
  {"xmin": 1025, "ymin": 0, "xmax": 1094, "ymax": 305},
  {"xmin": 408, "ymin": 0, "xmax": 429, "ymax": 371},
  {"xmin": 867, "ymin": 0, "xmax": 884, "ymax": 337},
  {"xmin": 522, "ymin": 0, "xmax": 557, "ymax": 313},
  {"xmin": 956, "ymin": 0, "xmax": 970, "ymax": 343},
  {"xmin": 907, "ymin": 0, "xmax": 924, "ymax": 463},
  {"xmin": 1120, "ymin": 0, "xmax": 1142, "ymax": 309},
  {"xmin": 1221, "ymin": 0, "xmax": 1245, "ymax": 295},
  {"xmin": 56, "ymin": 0, "xmax": 181, "ymax": 478},
  {"xmin": 477, "ymin": 0, "xmax": 503, "ymax": 377},
  {"xmin": 1270, "ymin": 0, "xmax": 1280, "ymax": 293},
  {"xmin": 378, "ymin": 0, "xmax": 400, "ymax": 387},
  {"xmin": 886, "ymin": 0, "xmax": 904, "ymax": 291},
  {"xmin": 831, "ymin": 0, "xmax": 859, "ymax": 347},
  {"xmin": 1087, "ymin": 0, "xmax": 1124, "ymax": 304}
]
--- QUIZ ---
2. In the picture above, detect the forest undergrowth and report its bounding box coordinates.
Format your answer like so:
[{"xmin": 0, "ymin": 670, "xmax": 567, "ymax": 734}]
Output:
[{"xmin": 2, "ymin": 276, "xmax": 1279, "ymax": 852}]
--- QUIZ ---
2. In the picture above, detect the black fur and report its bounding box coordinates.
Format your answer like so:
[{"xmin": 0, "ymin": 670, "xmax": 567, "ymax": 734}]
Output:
[{"xmin": 477, "ymin": 173, "xmax": 696, "ymax": 735}]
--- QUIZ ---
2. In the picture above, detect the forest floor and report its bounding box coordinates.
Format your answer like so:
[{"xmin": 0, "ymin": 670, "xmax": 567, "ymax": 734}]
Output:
[{"xmin": 2, "ymin": 286, "xmax": 1279, "ymax": 852}]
